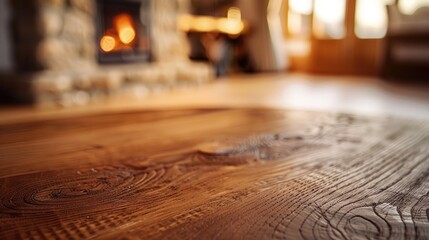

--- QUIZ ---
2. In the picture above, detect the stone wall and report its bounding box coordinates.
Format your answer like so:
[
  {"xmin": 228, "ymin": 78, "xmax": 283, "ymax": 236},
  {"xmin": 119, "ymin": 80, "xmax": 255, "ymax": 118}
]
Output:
[
  {"xmin": 1, "ymin": 0, "xmax": 213, "ymax": 107},
  {"xmin": 11, "ymin": 0, "xmax": 96, "ymax": 71}
]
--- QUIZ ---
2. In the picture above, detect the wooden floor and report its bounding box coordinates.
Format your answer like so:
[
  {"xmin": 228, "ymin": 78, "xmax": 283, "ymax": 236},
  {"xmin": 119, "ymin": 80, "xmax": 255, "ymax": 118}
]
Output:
[
  {"xmin": 1, "ymin": 107, "xmax": 429, "ymax": 239},
  {"xmin": 2, "ymin": 73, "xmax": 429, "ymax": 124}
]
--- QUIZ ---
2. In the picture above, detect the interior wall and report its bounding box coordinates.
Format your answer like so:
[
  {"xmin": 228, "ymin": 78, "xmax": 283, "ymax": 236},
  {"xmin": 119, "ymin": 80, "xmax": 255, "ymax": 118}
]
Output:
[{"xmin": 0, "ymin": 0, "xmax": 12, "ymax": 71}]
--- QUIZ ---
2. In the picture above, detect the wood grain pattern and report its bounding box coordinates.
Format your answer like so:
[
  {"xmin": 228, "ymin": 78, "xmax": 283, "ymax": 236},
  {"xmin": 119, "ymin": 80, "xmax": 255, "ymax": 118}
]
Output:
[{"xmin": 1, "ymin": 109, "xmax": 429, "ymax": 239}]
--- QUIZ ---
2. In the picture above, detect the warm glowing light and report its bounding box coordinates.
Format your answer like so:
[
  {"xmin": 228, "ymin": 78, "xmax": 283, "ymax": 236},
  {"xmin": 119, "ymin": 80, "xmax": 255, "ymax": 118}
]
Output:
[
  {"xmin": 399, "ymin": 0, "xmax": 429, "ymax": 15},
  {"xmin": 177, "ymin": 8, "xmax": 245, "ymax": 35},
  {"xmin": 217, "ymin": 7, "xmax": 244, "ymax": 35},
  {"xmin": 193, "ymin": 16, "xmax": 218, "ymax": 32},
  {"xmin": 100, "ymin": 35, "xmax": 116, "ymax": 52},
  {"xmin": 119, "ymin": 27, "xmax": 136, "ymax": 44},
  {"xmin": 289, "ymin": 0, "xmax": 313, "ymax": 15},
  {"xmin": 217, "ymin": 18, "xmax": 244, "ymax": 35},
  {"xmin": 355, "ymin": 0, "xmax": 388, "ymax": 39},
  {"xmin": 313, "ymin": 0, "xmax": 346, "ymax": 38},
  {"xmin": 227, "ymin": 7, "xmax": 241, "ymax": 20},
  {"xmin": 114, "ymin": 14, "xmax": 136, "ymax": 44}
]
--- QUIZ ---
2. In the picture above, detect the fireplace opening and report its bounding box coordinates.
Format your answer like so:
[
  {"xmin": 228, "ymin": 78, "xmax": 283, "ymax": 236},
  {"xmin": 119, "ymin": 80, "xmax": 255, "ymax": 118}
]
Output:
[{"xmin": 96, "ymin": 0, "xmax": 151, "ymax": 64}]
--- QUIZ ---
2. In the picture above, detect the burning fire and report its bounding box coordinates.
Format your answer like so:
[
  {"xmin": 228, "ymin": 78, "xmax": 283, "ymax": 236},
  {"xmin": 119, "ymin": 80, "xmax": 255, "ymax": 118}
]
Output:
[
  {"xmin": 100, "ymin": 13, "xmax": 136, "ymax": 53},
  {"xmin": 114, "ymin": 14, "xmax": 136, "ymax": 44},
  {"xmin": 100, "ymin": 35, "xmax": 117, "ymax": 52}
]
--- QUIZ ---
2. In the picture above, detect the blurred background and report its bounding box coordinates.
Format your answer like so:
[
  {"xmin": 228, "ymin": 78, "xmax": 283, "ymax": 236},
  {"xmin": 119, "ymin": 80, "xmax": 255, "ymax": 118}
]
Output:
[{"xmin": 0, "ymin": 0, "xmax": 429, "ymax": 119}]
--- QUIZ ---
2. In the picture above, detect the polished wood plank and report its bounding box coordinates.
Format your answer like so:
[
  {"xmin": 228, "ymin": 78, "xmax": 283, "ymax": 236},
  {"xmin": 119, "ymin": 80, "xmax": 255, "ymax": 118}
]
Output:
[{"xmin": 1, "ymin": 109, "xmax": 429, "ymax": 239}]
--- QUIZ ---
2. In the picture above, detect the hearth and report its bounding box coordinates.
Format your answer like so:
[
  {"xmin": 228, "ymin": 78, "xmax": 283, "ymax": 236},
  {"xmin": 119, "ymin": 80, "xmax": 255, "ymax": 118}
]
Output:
[{"xmin": 97, "ymin": 0, "xmax": 151, "ymax": 63}]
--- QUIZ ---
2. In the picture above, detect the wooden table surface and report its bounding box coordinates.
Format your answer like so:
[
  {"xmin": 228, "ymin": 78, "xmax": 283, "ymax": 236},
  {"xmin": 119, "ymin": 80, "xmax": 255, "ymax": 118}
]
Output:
[{"xmin": 1, "ymin": 108, "xmax": 429, "ymax": 239}]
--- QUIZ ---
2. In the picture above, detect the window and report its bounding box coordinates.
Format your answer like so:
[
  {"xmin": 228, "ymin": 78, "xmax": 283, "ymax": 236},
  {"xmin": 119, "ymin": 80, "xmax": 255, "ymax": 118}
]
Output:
[
  {"xmin": 313, "ymin": 0, "xmax": 347, "ymax": 39},
  {"xmin": 355, "ymin": 0, "xmax": 389, "ymax": 39},
  {"xmin": 288, "ymin": 0, "xmax": 312, "ymax": 36},
  {"xmin": 289, "ymin": 0, "xmax": 313, "ymax": 15}
]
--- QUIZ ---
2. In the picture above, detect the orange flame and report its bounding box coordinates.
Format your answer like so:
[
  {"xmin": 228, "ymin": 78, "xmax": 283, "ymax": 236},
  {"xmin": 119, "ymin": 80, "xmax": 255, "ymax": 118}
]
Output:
[
  {"xmin": 100, "ymin": 34, "xmax": 117, "ymax": 52},
  {"xmin": 99, "ymin": 13, "xmax": 137, "ymax": 52},
  {"xmin": 114, "ymin": 14, "xmax": 136, "ymax": 45}
]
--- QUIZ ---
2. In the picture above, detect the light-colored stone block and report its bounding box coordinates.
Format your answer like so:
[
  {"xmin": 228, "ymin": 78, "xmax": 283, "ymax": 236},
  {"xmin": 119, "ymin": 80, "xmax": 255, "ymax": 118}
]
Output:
[
  {"xmin": 70, "ymin": 0, "xmax": 94, "ymax": 14},
  {"xmin": 32, "ymin": 72, "xmax": 73, "ymax": 94},
  {"xmin": 39, "ymin": 8, "xmax": 63, "ymax": 37}
]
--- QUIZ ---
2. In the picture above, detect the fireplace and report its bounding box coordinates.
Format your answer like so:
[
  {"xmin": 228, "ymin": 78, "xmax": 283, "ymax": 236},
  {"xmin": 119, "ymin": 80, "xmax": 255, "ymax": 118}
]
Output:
[
  {"xmin": 97, "ymin": 0, "xmax": 151, "ymax": 63},
  {"xmin": 0, "ymin": 0, "xmax": 213, "ymax": 107}
]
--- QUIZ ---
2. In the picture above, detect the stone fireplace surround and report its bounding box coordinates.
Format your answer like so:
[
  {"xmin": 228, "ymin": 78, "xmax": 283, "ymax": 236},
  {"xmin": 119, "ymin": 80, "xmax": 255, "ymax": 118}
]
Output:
[{"xmin": 0, "ymin": 0, "xmax": 213, "ymax": 107}]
